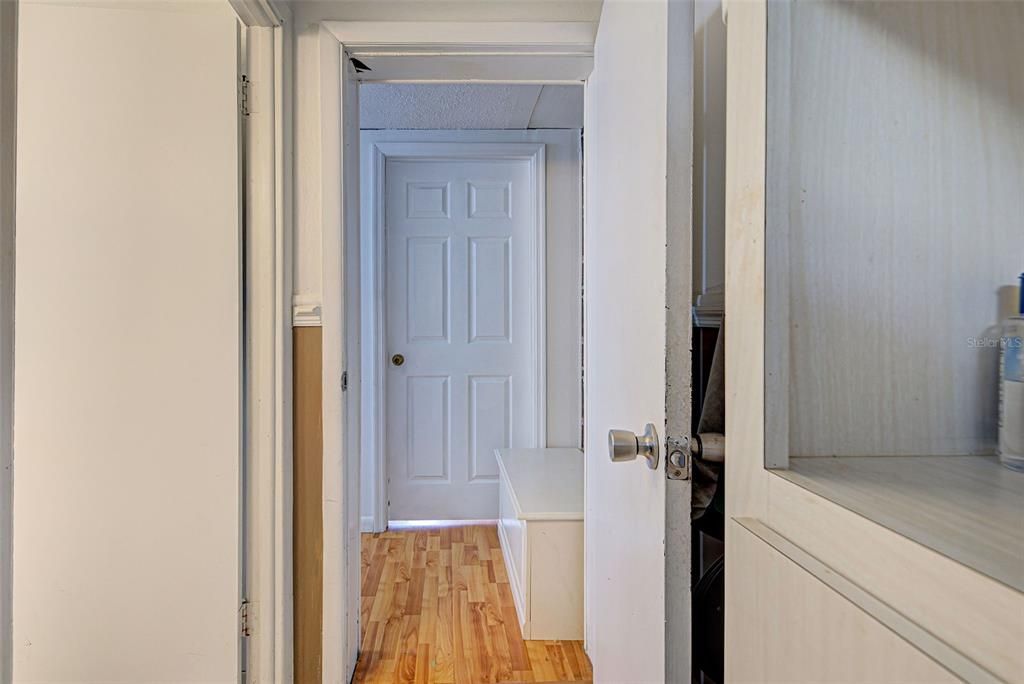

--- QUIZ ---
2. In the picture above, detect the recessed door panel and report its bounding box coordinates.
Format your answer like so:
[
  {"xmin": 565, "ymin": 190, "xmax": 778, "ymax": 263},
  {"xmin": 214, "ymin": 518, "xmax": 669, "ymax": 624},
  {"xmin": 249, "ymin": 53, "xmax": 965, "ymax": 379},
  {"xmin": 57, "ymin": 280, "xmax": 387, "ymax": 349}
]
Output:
[
  {"xmin": 406, "ymin": 375, "xmax": 451, "ymax": 481},
  {"xmin": 469, "ymin": 236, "xmax": 512, "ymax": 343},
  {"xmin": 468, "ymin": 181, "xmax": 512, "ymax": 219},
  {"xmin": 407, "ymin": 181, "xmax": 451, "ymax": 219},
  {"xmin": 406, "ymin": 237, "xmax": 450, "ymax": 343},
  {"xmin": 469, "ymin": 375, "xmax": 511, "ymax": 481}
]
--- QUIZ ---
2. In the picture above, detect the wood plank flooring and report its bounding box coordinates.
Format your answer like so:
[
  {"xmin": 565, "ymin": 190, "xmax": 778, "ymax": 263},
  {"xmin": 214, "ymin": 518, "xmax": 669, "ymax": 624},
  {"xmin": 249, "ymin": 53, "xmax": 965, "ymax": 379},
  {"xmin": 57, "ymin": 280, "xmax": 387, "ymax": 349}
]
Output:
[{"xmin": 354, "ymin": 524, "xmax": 592, "ymax": 684}]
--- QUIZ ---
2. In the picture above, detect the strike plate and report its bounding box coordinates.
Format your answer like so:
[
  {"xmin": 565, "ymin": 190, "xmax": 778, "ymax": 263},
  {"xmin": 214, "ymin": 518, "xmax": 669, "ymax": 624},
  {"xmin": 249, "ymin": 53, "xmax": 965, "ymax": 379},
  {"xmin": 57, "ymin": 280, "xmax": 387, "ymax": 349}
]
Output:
[{"xmin": 666, "ymin": 435, "xmax": 690, "ymax": 480}]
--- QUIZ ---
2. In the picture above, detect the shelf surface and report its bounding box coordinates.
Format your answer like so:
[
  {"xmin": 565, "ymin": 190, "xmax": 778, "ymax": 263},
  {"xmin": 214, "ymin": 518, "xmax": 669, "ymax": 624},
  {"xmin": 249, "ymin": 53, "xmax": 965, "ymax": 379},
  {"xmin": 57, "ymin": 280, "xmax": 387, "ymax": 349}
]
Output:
[{"xmin": 776, "ymin": 455, "xmax": 1024, "ymax": 593}]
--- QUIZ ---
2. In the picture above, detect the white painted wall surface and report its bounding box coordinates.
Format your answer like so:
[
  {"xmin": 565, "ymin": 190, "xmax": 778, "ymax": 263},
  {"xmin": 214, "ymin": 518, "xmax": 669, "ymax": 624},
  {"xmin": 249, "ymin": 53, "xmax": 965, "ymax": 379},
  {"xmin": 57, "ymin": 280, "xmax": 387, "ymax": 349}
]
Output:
[
  {"xmin": 293, "ymin": 1, "xmax": 601, "ymax": 24},
  {"xmin": 0, "ymin": 2, "xmax": 15, "ymax": 679},
  {"xmin": 14, "ymin": 3, "xmax": 241, "ymax": 680},
  {"xmin": 359, "ymin": 130, "xmax": 582, "ymax": 527},
  {"xmin": 584, "ymin": 1, "xmax": 668, "ymax": 680}
]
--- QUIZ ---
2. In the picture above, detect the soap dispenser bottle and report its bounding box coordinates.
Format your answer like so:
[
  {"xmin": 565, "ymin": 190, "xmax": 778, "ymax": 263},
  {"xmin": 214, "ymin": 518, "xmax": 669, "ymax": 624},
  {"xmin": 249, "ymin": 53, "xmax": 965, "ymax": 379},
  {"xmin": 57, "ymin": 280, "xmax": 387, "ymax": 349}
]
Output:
[{"xmin": 999, "ymin": 273, "xmax": 1024, "ymax": 471}]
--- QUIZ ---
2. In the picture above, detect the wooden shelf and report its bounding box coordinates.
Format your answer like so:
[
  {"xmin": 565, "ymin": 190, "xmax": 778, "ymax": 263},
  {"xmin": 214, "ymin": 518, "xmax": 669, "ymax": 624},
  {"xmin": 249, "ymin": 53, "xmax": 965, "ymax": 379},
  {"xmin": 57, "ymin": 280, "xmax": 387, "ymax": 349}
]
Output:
[{"xmin": 775, "ymin": 455, "xmax": 1024, "ymax": 593}]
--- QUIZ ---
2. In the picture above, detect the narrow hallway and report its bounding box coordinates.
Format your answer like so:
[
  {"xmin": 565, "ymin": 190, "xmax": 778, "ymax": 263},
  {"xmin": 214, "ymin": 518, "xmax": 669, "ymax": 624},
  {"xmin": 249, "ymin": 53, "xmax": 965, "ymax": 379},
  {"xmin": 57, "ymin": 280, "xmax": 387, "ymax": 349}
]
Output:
[{"xmin": 354, "ymin": 525, "xmax": 592, "ymax": 683}]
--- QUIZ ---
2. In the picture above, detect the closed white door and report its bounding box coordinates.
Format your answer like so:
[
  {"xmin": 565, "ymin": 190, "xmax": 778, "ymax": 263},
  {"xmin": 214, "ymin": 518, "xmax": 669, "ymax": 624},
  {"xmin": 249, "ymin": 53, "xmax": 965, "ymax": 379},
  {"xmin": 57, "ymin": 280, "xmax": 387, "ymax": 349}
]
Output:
[
  {"xmin": 14, "ymin": 2, "xmax": 242, "ymax": 681},
  {"xmin": 385, "ymin": 157, "xmax": 540, "ymax": 521}
]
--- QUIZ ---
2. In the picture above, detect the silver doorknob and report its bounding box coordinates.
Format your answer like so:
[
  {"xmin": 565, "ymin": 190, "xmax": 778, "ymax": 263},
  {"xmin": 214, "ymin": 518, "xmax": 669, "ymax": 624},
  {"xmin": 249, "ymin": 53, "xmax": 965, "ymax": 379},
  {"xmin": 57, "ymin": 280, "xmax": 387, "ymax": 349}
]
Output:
[{"xmin": 608, "ymin": 423, "xmax": 660, "ymax": 470}]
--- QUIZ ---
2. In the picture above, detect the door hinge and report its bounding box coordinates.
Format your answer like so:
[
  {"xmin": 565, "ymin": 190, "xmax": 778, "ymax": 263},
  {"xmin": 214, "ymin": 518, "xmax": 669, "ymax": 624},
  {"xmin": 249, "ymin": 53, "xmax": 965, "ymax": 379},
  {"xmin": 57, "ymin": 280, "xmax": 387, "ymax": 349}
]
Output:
[
  {"xmin": 239, "ymin": 599, "xmax": 252, "ymax": 637},
  {"xmin": 666, "ymin": 435, "xmax": 691, "ymax": 480},
  {"xmin": 239, "ymin": 75, "xmax": 251, "ymax": 117},
  {"xmin": 341, "ymin": 370, "xmax": 349, "ymax": 392}
]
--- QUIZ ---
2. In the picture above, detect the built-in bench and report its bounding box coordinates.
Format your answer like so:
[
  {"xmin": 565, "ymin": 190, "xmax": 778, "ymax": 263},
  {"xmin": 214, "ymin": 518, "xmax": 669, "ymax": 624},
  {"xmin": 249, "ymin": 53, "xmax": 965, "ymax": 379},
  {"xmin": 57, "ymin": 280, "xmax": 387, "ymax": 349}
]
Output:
[{"xmin": 495, "ymin": 447, "xmax": 584, "ymax": 640}]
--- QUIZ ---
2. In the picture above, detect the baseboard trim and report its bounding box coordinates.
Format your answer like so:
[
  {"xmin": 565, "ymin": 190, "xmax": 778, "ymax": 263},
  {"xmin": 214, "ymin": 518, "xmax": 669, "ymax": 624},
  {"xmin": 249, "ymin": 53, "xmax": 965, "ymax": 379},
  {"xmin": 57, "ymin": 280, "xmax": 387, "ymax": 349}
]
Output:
[{"xmin": 387, "ymin": 519, "xmax": 498, "ymax": 530}]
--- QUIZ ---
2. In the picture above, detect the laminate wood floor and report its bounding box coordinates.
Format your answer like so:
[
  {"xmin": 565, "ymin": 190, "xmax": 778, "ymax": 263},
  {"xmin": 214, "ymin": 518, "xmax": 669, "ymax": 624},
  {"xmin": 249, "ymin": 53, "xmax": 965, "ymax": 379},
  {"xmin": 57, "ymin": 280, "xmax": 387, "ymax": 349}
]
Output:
[{"xmin": 354, "ymin": 524, "xmax": 592, "ymax": 684}]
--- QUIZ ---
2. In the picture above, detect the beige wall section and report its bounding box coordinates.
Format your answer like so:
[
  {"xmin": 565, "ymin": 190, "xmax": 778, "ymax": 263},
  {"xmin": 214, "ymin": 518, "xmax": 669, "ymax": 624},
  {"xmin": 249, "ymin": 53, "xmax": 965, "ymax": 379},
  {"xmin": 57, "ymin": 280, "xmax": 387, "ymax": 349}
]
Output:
[
  {"xmin": 0, "ymin": 2, "xmax": 15, "ymax": 679},
  {"xmin": 293, "ymin": 326, "xmax": 324, "ymax": 683}
]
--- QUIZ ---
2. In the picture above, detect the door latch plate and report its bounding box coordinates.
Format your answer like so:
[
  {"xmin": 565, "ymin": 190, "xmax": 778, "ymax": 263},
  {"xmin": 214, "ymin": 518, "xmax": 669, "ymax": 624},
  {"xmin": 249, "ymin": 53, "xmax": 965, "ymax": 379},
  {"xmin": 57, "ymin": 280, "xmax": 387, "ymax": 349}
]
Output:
[{"xmin": 666, "ymin": 435, "xmax": 690, "ymax": 480}]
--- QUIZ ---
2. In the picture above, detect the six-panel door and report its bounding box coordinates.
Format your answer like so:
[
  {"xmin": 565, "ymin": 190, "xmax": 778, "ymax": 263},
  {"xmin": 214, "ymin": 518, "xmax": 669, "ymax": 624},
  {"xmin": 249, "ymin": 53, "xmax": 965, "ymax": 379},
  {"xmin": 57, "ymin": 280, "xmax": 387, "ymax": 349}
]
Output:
[{"xmin": 385, "ymin": 158, "xmax": 539, "ymax": 520}]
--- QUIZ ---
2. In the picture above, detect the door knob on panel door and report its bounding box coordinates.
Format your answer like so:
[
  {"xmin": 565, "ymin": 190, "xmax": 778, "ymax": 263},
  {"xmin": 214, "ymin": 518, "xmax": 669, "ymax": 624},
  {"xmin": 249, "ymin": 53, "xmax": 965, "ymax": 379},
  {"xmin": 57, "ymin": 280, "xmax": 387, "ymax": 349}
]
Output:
[
  {"xmin": 391, "ymin": 354, "xmax": 405, "ymax": 367},
  {"xmin": 608, "ymin": 423, "xmax": 660, "ymax": 470}
]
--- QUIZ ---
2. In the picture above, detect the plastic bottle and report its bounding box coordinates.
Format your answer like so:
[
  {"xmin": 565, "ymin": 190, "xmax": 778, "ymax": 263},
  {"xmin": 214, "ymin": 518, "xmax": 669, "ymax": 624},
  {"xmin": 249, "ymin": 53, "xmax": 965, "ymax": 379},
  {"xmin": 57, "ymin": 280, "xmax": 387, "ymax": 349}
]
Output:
[{"xmin": 998, "ymin": 273, "xmax": 1024, "ymax": 471}]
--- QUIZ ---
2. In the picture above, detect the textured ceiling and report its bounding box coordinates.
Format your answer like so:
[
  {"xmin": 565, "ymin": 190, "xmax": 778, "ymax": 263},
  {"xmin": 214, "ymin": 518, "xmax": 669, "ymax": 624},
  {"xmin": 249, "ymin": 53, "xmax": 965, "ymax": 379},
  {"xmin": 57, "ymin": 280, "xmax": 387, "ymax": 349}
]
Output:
[{"xmin": 359, "ymin": 84, "xmax": 584, "ymax": 130}]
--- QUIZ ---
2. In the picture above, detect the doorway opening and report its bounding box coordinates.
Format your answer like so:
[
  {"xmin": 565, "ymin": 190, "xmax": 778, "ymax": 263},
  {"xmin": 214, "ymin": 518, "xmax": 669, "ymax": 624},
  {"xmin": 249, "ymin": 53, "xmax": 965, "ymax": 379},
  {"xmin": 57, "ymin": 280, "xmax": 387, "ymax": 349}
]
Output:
[
  {"xmin": 304, "ymin": 12, "xmax": 693, "ymax": 683},
  {"xmin": 357, "ymin": 85, "xmax": 584, "ymax": 530},
  {"xmin": 691, "ymin": 2, "xmax": 727, "ymax": 682},
  {"xmin": 352, "ymin": 83, "xmax": 588, "ymax": 682}
]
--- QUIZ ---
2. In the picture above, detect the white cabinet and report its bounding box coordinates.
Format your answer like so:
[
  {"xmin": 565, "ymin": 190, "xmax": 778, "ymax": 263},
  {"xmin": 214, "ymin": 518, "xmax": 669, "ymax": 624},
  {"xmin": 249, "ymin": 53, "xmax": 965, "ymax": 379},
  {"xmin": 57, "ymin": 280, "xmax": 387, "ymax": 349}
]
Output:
[
  {"xmin": 495, "ymin": 448, "xmax": 584, "ymax": 640},
  {"xmin": 724, "ymin": 2, "xmax": 1024, "ymax": 681}
]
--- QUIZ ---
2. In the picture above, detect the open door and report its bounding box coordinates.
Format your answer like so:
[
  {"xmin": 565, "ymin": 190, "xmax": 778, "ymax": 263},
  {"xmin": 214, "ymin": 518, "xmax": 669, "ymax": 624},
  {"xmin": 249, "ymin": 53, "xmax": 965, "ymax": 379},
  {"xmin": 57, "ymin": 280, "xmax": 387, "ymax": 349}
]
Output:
[
  {"xmin": 14, "ymin": 2, "xmax": 242, "ymax": 680},
  {"xmin": 583, "ymin": 1, "xmax": 692, "ymax": 682}
]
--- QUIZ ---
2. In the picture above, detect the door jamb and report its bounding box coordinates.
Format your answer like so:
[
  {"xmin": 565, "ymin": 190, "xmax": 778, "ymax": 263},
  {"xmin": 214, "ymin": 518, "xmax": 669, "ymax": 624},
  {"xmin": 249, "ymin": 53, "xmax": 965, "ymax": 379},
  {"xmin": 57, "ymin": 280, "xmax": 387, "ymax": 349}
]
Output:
[
  {"xmin": 0, "ymin": 3, "xmax": 16, "ymax": 682},
  {"xmin": 232, "ymin": 1, "xmax": 293, "ymax": 682},
  {"xmin": 361, "ymin": 135, "xmax": 549, "ymax": 533},
  {"xmin": 315, "ymin": 21, "xmax": 595, "ymax": 682}
]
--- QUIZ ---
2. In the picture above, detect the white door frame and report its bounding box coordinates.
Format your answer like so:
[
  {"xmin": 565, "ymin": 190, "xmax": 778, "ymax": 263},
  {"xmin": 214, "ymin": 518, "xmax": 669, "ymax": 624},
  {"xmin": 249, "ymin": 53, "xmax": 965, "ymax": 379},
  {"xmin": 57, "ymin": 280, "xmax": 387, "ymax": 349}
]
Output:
[
  {"xmin": 313, "ymin": 21, "xmax": 596, "ymax": 682},
  {"xmin": 0, "ymin": 3, "xmax": 17, "ymax": 681},
  {"xmin": 233, "ymin": 1, "xmax": 295, "ymax": 681},
  {"xmin": 361, "ymin": 134, "xmax": 548, "ymax": 532}
]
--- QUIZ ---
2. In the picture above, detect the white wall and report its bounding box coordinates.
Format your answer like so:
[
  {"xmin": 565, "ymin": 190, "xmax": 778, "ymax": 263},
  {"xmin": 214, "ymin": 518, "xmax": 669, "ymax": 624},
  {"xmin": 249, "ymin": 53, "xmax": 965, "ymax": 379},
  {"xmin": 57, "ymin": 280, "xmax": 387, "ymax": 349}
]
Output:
[
  {"xmin": 772, "ymin": 1, "xmax": 1024, "ymax": 457},
  {"xmin": 358, "ymin": 129, "xmax": 583, "ymax": 526},
  {"xmin": 692, "ymin": 0, "xmax": 726, "ymax": 325},
  {"xmin": 0, "ymin": 2, "xmax": 15, "ymax": 680},
  {"xmin": 14, "ymin": 3, "xmax": 241, "ymax": 679},
  {"xmin": 290, "ymin": 0, "xmax": 601, "ymax": 307}
]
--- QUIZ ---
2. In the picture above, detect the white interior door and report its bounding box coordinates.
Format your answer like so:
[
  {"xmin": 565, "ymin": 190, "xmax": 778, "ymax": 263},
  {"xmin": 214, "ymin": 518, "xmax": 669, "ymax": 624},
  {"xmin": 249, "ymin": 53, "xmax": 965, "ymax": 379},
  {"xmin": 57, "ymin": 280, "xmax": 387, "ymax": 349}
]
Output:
[
  {"xmin": 14, "ymin": 3, "xmax": 242, "ymax": 681},
  {"xmin": 584, "ymin": 0, "xmax": 692, "ymax": 681},
  {"xmin": 385, "ymin": 156, "xmax": 539, "ymax": 521}
]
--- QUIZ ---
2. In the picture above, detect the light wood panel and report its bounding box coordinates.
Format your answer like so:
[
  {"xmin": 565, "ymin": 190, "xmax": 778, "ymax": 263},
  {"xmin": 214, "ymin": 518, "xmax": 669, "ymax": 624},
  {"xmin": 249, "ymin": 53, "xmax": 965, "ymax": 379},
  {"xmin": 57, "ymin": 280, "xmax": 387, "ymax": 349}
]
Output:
[
  {"xmin": 722, "ymin": 4, "xmax": 772, "ymax": 677},
  {"xmin": 768, "ymin": 473, "xmax": 1024, "ymax": 682},
  {"xmin": 729, "ymin": 522, "xmax": 958, "ymax": 684},
  {"xmin": 768, "ymin": 0, "xmax": 1024, "ymax": 460},
  {"xmin": 725, "ymin": 2, "xmax": 1024, "ymax": 681},
  {"xmin": 294, "ymin": 326, "xmax": 323, "ymax": 683},
  {"xmin": 782, "ymin": 455, "xmax": 1024, "ymax": 592},
  {"xmin": 354, "ymin": 525, "xmax": 591, "ymax": 684}
]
